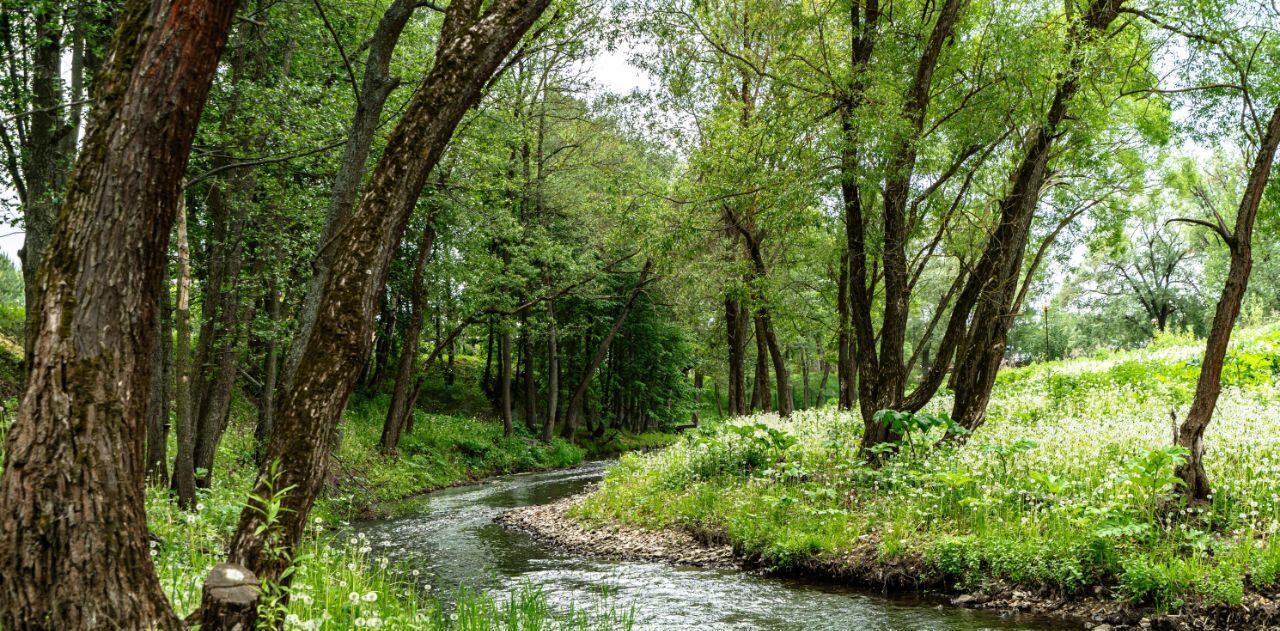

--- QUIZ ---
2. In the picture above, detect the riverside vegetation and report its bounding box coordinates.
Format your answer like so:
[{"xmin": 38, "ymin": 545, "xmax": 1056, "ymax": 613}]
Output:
[{"xmin": 574, "ymin": 326, "xmax": 1280, "ymax": 620}]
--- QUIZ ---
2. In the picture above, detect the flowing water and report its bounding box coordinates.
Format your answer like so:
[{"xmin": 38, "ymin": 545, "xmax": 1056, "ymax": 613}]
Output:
[{"xmin": 356, "ymin": 462, "xmax": 1073, "ymax": 630}]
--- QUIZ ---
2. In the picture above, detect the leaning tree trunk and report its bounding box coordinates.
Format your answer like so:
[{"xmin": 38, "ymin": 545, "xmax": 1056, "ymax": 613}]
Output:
[
  {"xmin": 949, "ymin": 0, "xmax": 1125, "ymax": 433},
  {"xmin": 761, "ymin": 310, "xmax": 793, "ymax": 416},
  {"xmin": 381, "ymin": 220, "xmax": 436, "ymax": 453},
  {"xmin": 226, "ymin": 0, "xmax": 551, "ymax": 588},
  {"xmin": 285, "ymin": 0, "xmax": 422, "ymax": 386},
  {"xmin": 1176, "ymin": 105, "xmax": 1280, "ymax": 501},
  {"xmin": 0, "ymin": 0, "xmax": 236, "ymax": 626},
  {"xmin": 172, "ymin": 195, "xmax": 199, "ymax": 508},
  {"xmin": 562, "ymin": 259, "xmax": 654, "ymax": 441}
]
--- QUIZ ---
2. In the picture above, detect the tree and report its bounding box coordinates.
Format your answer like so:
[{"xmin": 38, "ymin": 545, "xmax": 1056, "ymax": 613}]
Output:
[
  {"xmin": 226, "ymin": 0, "xmax": 552, "ymax": 585},
  {"xmin": 0, "ymin": 0, "xmax": 237, "ymax": 625}
]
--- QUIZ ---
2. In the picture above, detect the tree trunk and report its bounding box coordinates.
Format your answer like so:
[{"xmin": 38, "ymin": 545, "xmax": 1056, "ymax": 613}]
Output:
[
  {"xmin": 725, "ymin": 296, "xmax": 747, "ymax": 416},
  {"xmin": 1176, "ymin": 106, "xmax": 1280, "ymax": 500},
  {"xmin": 753, "ymin": 313, "xmax": 772, "ymax": 413},
  {"xmin": 761, "ymin": 310, "xmax": 792, "ymax": 416},
  {"xmin": 0, "ymin": 0, "xmax": 236, "ymax": 625},
  {"xmin": 255, "ymin": 280, "xmax": 281, "ymax": 465},
  {"xmin": 172, "ymin": 195, "xmax": 198, "ymax": 509},
  {"xmin": 816, "ymin": 358, "xmax": 831, "ymax": 407},
  {"xmin": 521, "ymin": 320, "xmax": 538, "ymax": 431},
  {"xmin": 714, "ymin": 380, "xmax": 724, "ymax": 418},
  {"xmin": 192, "ymin": 183, "xmax": 250, "ymax": 488},
  {"xmin": 381, "ymin": 220, "xmax": 436, "ymax": 453},
  {"xmin": 542, "ymin": 298, "xmax": 559, "ymax": 441},
  {"xmin": 949, "ymin": 0, "xmax": 1125, "ymax": 433},
  {"xmin": 286, "ymin": 0, "xmax": 421, "ymax": 385},
  {"xmin": 18, "ymin": 5, "xmax": 70, "ymax": 372},
  {"xmin": 500, "ymin": 328, "xmax": 514, "ymax": 435},
  {"xmin": 226, "ymin": 0, "xmax": 552, "ymax": 587},
  {"xmin": 146, "ymin": 266, "xmax": 173, "ymax": 484},
  {"xmin": 692, "ymin": 371, "xmax": 703, "ymax": 426},
  {"xmin": 800, "ymin": 348, "xmax": 810, "ymax": 410},
  {"xmin": 562, "ymin": 259, "xmax": 654, "ymax": 441}
]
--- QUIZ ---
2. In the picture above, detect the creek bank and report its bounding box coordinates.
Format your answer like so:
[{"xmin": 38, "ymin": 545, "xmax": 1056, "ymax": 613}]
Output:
[{"xmin": 498, "ymin": 491, "xmax": 1280, "ymax": 631}]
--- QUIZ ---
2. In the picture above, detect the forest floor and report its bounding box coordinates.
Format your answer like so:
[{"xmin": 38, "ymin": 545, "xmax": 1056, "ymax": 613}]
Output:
[{"xmin": 538, "ymin": 326, "xmax": 1280, "ymax": 631}]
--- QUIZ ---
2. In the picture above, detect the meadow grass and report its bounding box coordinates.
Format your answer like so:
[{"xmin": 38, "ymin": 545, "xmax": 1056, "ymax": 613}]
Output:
[
  {"xmin": 144, "ymin": 400, "xmax": 636, "ymax": 629},
  {"xmin": 574, "ymin": 325, "xmax": 1280, "ymax": 611}
]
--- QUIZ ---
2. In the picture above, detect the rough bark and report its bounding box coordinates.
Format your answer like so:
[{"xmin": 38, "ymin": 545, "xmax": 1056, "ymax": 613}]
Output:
[
  {"xmin": 0, "ymin": 0, "xmax": 236, "ymax": 625},
  {"xmin": 286, "ymin": 0, "xmax": 421, "ymax": 385},
  {"xmin": 1176, "ymin": 106, "xmax": 1280, "ymax": 500},
  {"xmin": 226, "ymin": 0, "xmax": 551, "ymax": 586},
  {"xmin": 562, "ymin": 259, "xmax": 654, "ymax": 441}
]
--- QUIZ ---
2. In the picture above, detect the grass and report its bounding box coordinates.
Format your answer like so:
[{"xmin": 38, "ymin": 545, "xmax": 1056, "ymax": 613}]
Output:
[
  {"xmin": 144, "ymin": 392, "xmax": 643, "ymax": 629},
  {"xmin": 574, "ymin": 324, "xmax": 1280, "ymax": 613}
]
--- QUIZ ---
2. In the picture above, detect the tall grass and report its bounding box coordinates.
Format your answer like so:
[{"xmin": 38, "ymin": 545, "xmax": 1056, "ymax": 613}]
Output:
[{"xmin": 576, "ymin": 325, "xmax": 1280, "ymax": 610}]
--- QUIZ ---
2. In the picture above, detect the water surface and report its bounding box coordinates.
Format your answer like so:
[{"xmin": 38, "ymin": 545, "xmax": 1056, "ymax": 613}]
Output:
[{"xmin": 357, "ymin": 462, "xmax": 1072, "ymax": 630}]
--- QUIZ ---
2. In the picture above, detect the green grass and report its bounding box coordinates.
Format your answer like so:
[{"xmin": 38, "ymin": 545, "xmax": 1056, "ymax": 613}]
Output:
[
  {"xmin": 575, "ymin": 324, "xmax": 1280, "ymax": 612},
  {"xmin": 330, "ymin": 396, "xmax": 588, "ymax": 517}
]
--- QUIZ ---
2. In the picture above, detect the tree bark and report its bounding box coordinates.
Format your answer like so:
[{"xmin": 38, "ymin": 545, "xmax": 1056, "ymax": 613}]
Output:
[
  {"xmin": 753, "ymin": 313, "xmax": 772, "ymax": 413},
  {"xmin": 0, "ymin": 0, "xmax": 236, "ymax": 625},
  {"xmin": 172, "ymin": 194, "xmax": 198, "ymax": 508},
  {"xmin": 381, "ymin": 220, "xmax": 436, "ymax": 453},
  {"xmin": 1176, "ymin": 105, "xmax": 1280, "ymax": 500},
  {"xmin": 542, "ymin": 297, "xmax": 559, "ymax": 441},
  {"xmin": 226, "ymin": 0, "xmax": 551, "ymax": 587},
  {"xmin": 146, "ymin": 265, "xmax": 173, "ymax": 484},
  {"xmin": 725, "ymin": 296, "xmax": 747, "ymax": 416},
  {"xmin": 949, "ymin": 0, "xmax": 1125, "ymax": 433},
  {"xmin": 500, "ymin": 328, "xmax": 514, "ymax": 435},
  {"xmin": 562, "ymin": 259, "xmax": 654, "ymax": 441},
  {"xmin": 286, "ymin": 0, "xmax": 421, "ymax": 385}
]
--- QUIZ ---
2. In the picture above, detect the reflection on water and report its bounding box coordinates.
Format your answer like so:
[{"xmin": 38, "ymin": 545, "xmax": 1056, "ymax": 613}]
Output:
[{"xmin": 355, "ymin": 462, "xmax": 1071, "ymax": 631}]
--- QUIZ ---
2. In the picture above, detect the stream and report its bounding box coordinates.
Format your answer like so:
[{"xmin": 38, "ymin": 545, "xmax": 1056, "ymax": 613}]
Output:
[{"xmin": 355, "ymin": 461, "xmax": 1073, "ymax": 630}]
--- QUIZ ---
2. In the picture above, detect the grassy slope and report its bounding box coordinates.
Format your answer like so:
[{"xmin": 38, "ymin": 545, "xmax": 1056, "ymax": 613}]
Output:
[{"xmin": 576, "ymin": 325, "xmax": 1280, "ymax": 612}]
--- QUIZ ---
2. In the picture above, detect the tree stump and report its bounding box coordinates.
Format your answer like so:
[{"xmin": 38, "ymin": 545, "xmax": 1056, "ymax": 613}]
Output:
[{"xmin": 199, "ymin": 563, "xmax": 260, "ymax": 631}]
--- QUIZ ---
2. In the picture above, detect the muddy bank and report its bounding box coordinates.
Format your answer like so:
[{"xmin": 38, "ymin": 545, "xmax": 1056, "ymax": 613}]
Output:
[{"xmin": 498, "ymin": 492, "xmax": 1280, "ymax": 631}]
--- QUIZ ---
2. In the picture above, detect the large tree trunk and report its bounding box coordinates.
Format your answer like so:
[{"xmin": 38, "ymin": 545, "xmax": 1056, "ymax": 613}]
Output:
[
  {"xmin": 0, "ymin": 0, "xmax": 236, "ymax": 625},
  {"xmin": 521, "ymin": 319, "xmax": 538, "ymax": 431},
  {"xmin": 381, "ymin": 220, "xmax": 436, "ymax": 453},
  {"xmin": 562, "ymin": 259, "xmax": 654, "ymax": 441},
  {"xmin": 226, "ymin": 0, "xmax": 551, "ymax": 586},
  {"xmin": 949, "ymin": 0, "xmax": 1125, "ymax": 433},
  {"xmin": 1176, "ymin": 106, "xmax": 1280, "ymax": 500}
]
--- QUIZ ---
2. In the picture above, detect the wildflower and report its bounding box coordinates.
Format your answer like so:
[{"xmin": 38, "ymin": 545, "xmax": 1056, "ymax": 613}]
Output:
[
  {"xmin": 348, "ymin": 591, "xmax": 360, "ymax": 604},
  {"xmin": 363, "ymin": 591, "xmax": 377, "ymax": 603}
]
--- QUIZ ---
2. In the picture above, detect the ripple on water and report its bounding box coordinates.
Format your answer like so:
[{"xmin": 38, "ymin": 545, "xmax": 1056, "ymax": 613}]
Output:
[{"xmin": 355, "ymin": 463, "xmax": 1071, "ymax": 631}]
